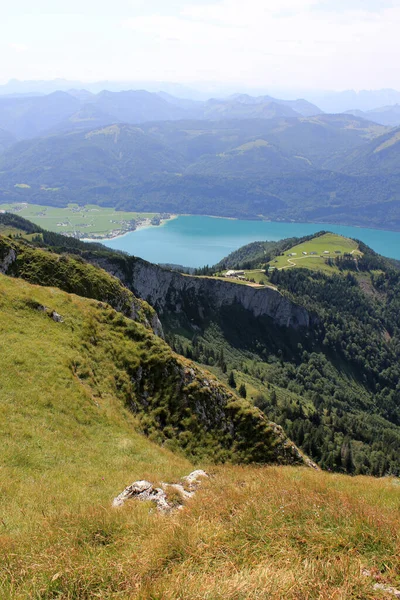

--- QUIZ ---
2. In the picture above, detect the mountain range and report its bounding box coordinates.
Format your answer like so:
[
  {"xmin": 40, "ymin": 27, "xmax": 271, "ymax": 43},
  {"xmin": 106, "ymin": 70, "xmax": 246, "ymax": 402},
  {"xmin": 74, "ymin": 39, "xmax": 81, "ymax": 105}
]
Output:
[
  {"xmin": 3, "ymin": 78, "xmax": 400, "ymax": 114},
  {"xmin": 345, "ymin": 104, "xmax": 400, "ymax": 127},
  {"xmin": 1, "ymin": 112, "xmax": 400, "ymax": 229},
  {"xmin": 0, "ymin": 89, "xmax": 323, "ymax": 141}
]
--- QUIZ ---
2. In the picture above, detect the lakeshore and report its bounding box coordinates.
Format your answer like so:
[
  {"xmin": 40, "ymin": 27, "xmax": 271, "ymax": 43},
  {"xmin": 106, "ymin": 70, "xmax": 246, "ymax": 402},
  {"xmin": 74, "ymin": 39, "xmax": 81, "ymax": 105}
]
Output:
[
  {"xmin": 0, "ymin": 202, "xmax": 173, "ymax": 240},
  {"xmin": 103, "ymin": 215, "xmax": 400, "ymax": 267}
]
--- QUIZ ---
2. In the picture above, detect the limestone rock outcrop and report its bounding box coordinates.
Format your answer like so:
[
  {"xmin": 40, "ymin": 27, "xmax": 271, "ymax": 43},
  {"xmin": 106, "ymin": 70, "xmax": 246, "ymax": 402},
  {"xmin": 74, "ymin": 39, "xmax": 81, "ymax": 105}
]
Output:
[
  {"xmin": 130, "ymin": 261, "xmax": 309, "ymax": 328},
  {"xmin": 92, "ymin": 256, "xmax": 311, "ymax": 330},
  {"xmin": 112, "ymin": 470, "xmax": 209, "ymax": 512}
]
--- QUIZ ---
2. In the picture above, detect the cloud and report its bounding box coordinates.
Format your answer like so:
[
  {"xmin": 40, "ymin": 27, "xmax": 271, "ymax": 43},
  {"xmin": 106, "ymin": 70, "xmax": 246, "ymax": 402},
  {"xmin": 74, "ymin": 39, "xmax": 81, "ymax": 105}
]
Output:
[
  {"xmin": 181, "ymin": 0, "xmax": 321, "ymax": 23},
  {"xmin": 120, "ymin": 0, "xmax": 400, "ymax": 89},
  {"xmin": 3, "ymin": 0, "xmax": 399, "ymax": 90}
]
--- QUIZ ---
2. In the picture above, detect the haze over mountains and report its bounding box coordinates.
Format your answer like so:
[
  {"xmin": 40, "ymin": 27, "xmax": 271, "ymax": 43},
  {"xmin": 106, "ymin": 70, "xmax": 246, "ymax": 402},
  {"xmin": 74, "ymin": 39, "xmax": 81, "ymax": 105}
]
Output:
[
  {"xmin": 1, "ymin": 84, "xmax": 400, "ymax": 141},
  {"xmin": 0, "ymin": 89, "xmax": 324, "ymax": 140},
  {"xmin": 1, "ymin": 85, "xmax": 400, "ymax": 229},
  {"xmin": 3, "ymin": 79, "xmax": 400, "ymax": 116},
  {"xmin": 345, "ymin": 105, "xmax": 400, "ymax": 127}
]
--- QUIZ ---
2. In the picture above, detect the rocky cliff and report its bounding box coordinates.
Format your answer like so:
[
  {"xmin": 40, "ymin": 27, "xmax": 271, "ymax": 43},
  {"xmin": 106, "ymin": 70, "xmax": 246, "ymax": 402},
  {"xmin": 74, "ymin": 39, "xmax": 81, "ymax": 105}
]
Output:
[{"xmin": 92, "ymin": 256, "xmax": 310, "ymax": 330}]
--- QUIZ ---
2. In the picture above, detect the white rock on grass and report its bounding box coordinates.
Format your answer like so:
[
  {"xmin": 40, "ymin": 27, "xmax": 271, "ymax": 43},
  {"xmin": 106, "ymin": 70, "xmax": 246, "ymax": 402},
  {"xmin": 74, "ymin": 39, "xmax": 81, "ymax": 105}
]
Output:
[
  {"xmin": 50, "ymin": 311, "xmax": 63, "ymax": 322},
  {"xmin": 113, "ymin": 471, "xmax": 209, "ymax": 512},
  {"xmin": 182, "ymin": 469, "xmax": 208, "ymax": 489}
]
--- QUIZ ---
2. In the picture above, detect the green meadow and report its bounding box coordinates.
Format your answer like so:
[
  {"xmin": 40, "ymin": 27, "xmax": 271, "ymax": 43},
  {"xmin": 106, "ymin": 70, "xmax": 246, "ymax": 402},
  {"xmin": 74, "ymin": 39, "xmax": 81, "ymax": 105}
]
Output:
[
  {"xmin": 268, "ymin": 232, "xmax": 362, "ymax": 273},
  {"xmin": 0, "ymin": 202, "xmax": 159, "ymax": 238}
]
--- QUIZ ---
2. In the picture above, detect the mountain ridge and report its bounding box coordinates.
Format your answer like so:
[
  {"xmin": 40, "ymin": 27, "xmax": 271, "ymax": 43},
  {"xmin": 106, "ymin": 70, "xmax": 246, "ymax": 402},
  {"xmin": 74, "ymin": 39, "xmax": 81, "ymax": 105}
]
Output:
[
  {"xmin": 0, "ymin": 220, "xmax": 306, "ymax": 466},
  {"xmin": 2, "ymin": 212, "xmax": 400, "ymax": 477},
  {"xmin": 1, "ymin": 115, "xmax": 398, "ymax": 230}
]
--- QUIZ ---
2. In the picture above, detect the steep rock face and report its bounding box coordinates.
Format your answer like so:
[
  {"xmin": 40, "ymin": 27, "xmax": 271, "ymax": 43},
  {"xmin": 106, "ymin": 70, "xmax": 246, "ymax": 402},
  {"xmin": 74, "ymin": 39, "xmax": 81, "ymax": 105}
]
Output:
[
  {"xmin": 0, "ymin": 246, "xmax": 16, "ymax": 274},
  {"xmin": 124, "ymin": 260, "xmax": 310, "ymax": 329}
]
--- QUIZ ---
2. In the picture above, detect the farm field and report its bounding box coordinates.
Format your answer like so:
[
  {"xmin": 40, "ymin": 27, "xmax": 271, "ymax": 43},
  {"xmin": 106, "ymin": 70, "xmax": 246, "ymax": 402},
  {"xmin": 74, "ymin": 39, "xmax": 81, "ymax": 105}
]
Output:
[
  {"xmin": 268, "ymin": 232, "xmax": 362, "ymax": 273},
  {"xmin": 244, "ymin": 269, "xmax": 269, "ymax": 284},
  {"xmin": 0, "ymin": 202, "xmax": 165, "ymax": 239}
]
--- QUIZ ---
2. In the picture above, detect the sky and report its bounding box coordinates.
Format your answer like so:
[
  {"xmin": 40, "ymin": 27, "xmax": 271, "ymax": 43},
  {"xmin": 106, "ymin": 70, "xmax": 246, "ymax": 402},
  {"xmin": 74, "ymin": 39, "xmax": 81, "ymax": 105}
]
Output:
[{"xmin": 2, "ymin": 0, "xmax": 399, "ymax": 91}]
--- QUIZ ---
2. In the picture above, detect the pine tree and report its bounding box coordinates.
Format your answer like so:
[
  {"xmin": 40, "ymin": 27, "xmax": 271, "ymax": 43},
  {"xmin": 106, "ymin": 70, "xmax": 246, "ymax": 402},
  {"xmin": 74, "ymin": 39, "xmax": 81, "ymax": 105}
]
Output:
[
  {"xmin": 218, "ymin": 348, "xmax": 227, "ymax": 373},
  {"xmin": 228, "ymin": 371, "xmax": 236, "ymax": 388}
]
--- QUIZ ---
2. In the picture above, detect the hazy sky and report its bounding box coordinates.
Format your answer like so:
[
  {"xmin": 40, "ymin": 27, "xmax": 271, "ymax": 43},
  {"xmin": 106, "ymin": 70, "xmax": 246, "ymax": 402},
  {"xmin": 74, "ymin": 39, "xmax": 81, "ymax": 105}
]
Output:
[{"xmin": 2, "ymin": 0, "xmax": 399, "ymax": 90}]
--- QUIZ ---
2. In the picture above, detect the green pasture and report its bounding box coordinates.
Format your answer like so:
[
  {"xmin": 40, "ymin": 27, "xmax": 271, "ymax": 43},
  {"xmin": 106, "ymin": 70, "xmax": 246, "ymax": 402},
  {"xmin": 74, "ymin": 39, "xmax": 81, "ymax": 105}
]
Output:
[
  {"xmin": 0, "ymin": 202, "xmax": 158, "ymax": 238},
  {"xmin": 244, "ymin": 269, "xmax": 269, "ymax": 284},
  {"xmin": 268, "ymin": 233, "xmax": 362, "ymax": 273}
]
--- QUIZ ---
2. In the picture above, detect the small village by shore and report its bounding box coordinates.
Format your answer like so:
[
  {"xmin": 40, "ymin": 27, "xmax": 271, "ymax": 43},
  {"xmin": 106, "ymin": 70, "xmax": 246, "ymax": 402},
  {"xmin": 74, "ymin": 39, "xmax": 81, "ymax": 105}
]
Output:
[
  {"xmin": 0, "ymin": 202, "xmax": 173, "ymax": 241},
  {"xmin": 74, "ymin": 213, "xmax": 173, "ymax": 241}
]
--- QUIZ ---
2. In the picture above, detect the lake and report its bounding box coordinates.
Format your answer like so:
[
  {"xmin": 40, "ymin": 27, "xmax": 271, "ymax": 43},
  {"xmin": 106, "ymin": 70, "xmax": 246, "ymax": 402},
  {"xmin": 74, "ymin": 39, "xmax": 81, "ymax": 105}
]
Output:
[{"xmin": 103, "ymin": 216, "xmax": 400, "ymax": 267}]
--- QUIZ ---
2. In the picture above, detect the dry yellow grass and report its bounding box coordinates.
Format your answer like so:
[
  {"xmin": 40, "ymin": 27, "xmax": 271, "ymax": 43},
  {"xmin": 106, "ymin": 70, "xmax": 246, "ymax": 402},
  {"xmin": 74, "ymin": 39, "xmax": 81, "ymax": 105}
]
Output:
[{"xmin": 1, "ymin": 466, "xmax": 399, "ymax": 599}]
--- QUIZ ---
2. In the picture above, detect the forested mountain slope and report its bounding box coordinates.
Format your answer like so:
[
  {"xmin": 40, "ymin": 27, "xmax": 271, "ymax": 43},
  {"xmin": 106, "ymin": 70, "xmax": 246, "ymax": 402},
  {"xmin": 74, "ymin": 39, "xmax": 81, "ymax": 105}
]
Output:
[
  {"xmin": 3, "ymin": 213, "xmax": 399, "ymax": 475},
  {"xmin": 0, "ymin": 128, "xmax": 16, "ymax": 153},
  {"xmin": 327, "ymin": 126, "xmax": 400, "ymax": 175},
  {"xmin": 162, "ymin": 237, "xmax": 400, "ymax": 476},
  {"xmin": 1, "ymin": 115, "xmax": 399, "ymax": 229},
  {"xmin": 0, "ymin": 124, "xmax": 185, "ymax": 189}
]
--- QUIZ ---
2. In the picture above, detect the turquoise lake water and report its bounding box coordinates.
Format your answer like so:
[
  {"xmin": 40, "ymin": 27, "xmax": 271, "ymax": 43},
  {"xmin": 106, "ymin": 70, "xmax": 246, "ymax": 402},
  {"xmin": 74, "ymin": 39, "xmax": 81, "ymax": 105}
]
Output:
[{"xmin": 103, "ymin": 216, "xmax": 400, "ymax": 267}]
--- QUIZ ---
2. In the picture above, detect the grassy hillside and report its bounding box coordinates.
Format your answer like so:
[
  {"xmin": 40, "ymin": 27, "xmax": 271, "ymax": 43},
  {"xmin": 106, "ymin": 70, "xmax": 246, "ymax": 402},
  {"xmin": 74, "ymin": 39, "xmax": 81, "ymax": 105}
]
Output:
[
  {"xmin": 213, "ymin": 238, "xmax": 301, "ymax": 270},
  {"xmin": 0, "ymin": 268, "xmax": 313, "ymax": 598},
  {"xmin": 2, "ymin": 460, "xmax": 400, "ymax": 598},
  {"xmin": 0, "ymin": 219, "xmax": 399, "ymax": 597},
  {"xmin": 0, "ymin": 246, "xmax": 304, "ymax": 464},
  {"xmin": 0, "ymin": 235, "xmax": 158, "ymax": 328},
  {"xmin": 2, "ymin": 215, "xmax": 400, "ymax": 476},
  {"xmin": 127, "ymin": 466, "xmax": 400, "ymax": 599},
  {"xmin": 0, "ymin": 271, "xmax": 192, "ymax": 507},
  {"xmin": 268, "ymin": 232, "xmax": 362, "ymax": 273}
]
